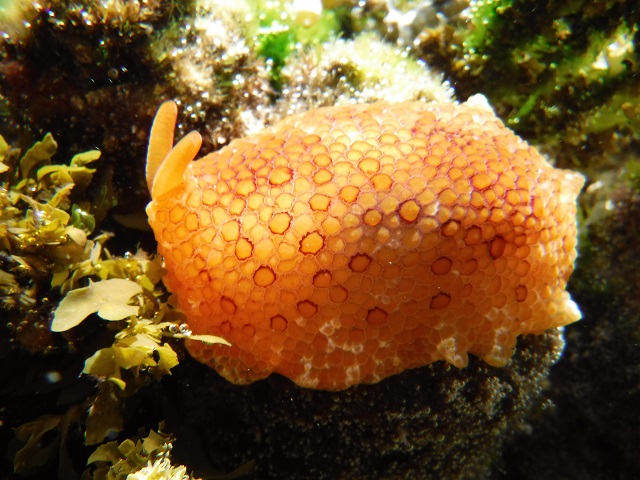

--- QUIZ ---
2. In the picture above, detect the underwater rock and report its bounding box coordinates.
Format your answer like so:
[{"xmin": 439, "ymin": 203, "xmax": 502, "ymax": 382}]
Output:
[
  {"xmin": 500, "ymin": 163, "xmax": 640, "ymax": 479},
  {"xmin": 176, "ymin": 330, "xmax": 565, "ymax": 479}
]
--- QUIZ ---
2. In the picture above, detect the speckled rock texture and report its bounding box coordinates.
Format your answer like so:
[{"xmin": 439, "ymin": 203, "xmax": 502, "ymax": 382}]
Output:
[
  {"xmin": 173, "ymin": 330, "xmax": 565, "ymax": 479},
  {"xmin": 499, "ymin": 169, "xmax": 640, "ymax": 479}
]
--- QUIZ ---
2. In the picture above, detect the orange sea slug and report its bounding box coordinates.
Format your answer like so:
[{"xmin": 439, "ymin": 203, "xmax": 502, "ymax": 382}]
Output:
[{"xmin": 145, "ymin": 96, "xmax": 585, "ymax": 390}]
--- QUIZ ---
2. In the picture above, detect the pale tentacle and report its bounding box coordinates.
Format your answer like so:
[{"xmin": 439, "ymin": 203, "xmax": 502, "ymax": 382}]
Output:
[
  {"xmin": 151, "ymin": 130, "xmax": 202, "ymax": 199},
  {"xmin": 146, "ymin": 100, "xmax": 178, "ymax": 193}
]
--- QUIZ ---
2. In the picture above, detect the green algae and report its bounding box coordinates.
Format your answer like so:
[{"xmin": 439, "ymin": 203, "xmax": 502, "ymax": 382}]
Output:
[
  {"xmin": 414, "ymin": 0, "xmax": 638, "ymax": 166},
  {"xmin": 250, "ymin": 0, "xmax": 341, "ymax": 87},
  {"xmin": 462, "ymin": 0, "xmax": 639, "ymax": 152}
]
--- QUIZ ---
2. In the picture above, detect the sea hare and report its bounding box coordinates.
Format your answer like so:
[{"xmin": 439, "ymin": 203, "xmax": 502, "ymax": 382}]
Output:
[{"xmin": 145, "ymin": 96, "xmax": 584, "ymax": 390}]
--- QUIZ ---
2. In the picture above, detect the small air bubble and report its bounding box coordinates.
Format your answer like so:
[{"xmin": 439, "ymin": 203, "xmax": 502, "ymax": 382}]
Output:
[
  {"xmin": 45, "ymin": 371, "xmax": 62, "ymax": 383},
  {"xmin": 168, "ymin": 324, "xmax": 179, "ymax": 334}
]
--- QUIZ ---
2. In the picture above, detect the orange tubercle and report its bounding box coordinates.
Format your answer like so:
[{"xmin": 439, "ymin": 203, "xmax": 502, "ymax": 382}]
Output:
[{"xmin": 146, "ymin": 97, "xmax": 585, "ymax": 390}]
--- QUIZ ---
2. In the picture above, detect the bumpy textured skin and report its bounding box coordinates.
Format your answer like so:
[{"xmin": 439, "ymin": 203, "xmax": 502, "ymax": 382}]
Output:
[{"xmin": 146, "ymin": 98, "xmax": 584, "ymax": 390}]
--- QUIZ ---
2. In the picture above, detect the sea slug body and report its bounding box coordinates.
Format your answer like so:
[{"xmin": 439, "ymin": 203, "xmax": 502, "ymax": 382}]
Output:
[{"xmin": 145, "ymin": 96, "xmax": 585, "ymax": 390}]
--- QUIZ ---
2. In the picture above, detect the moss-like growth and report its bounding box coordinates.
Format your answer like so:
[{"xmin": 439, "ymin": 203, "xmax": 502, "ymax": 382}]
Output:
[
  {"xmin": 0, "ymin": 0, "xmax": 180, "ymax": 212},
  {"xmin": 278, "ymin": 33, "xmax": 452, "ymax": 115},
  {"xmin": 148, "ymin": 0, "xmax": 349, "ymax": 153},
  {"xmin": 416, "ymin": 0, "xmax": 640, "ymax": 165}
]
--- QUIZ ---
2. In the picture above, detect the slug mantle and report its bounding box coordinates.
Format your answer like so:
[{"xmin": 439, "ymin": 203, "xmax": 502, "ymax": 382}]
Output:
[{"xmin": 145, "ymin": 97, "xmax": 584, "ymax": 390}]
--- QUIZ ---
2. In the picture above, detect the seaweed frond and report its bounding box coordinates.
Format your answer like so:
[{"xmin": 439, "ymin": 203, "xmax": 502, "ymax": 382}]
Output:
[{"xmin": 88, "ymin": 426, "xmax": 201, "ymax": 480}]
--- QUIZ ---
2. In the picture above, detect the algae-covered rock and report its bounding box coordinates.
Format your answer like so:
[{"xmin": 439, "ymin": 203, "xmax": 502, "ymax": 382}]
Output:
[
  {"xmin": 177, "ymin": 331, "xmax": 565, "ymax": 479},
  {"xmin": 415, "ymin": 0, "xmax": 640, "ymax": 165},
  {"xmin": 499, "ymin": 160, "xmax": 640, "ymax": 479}
]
